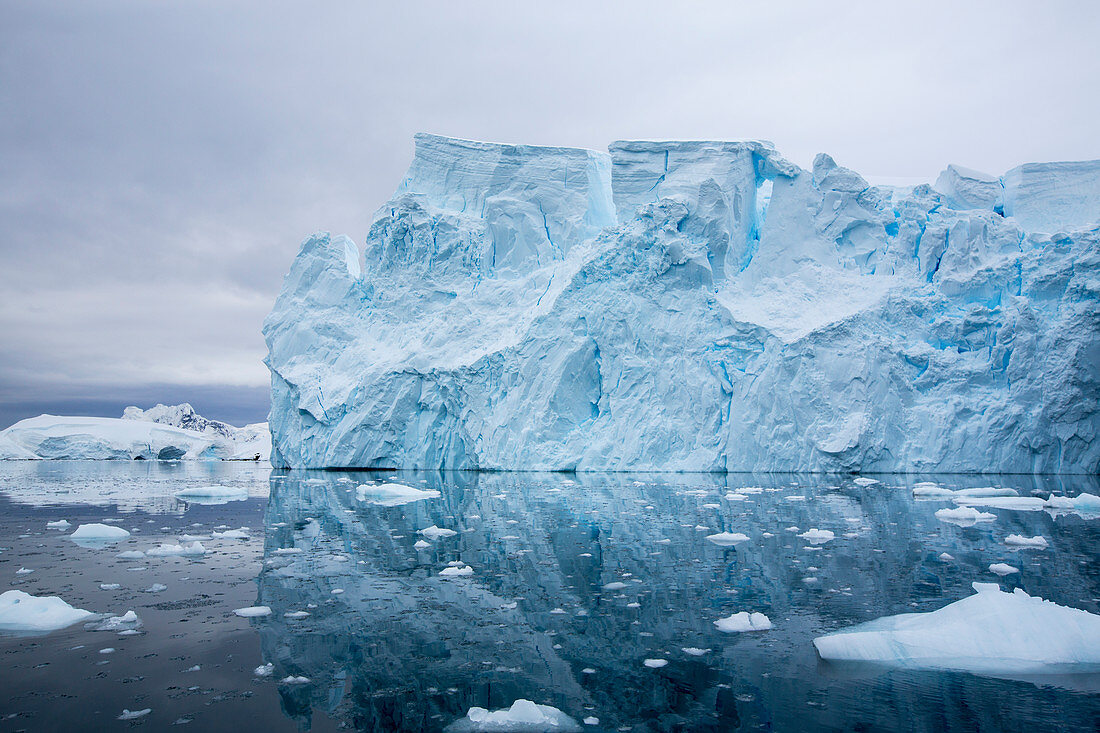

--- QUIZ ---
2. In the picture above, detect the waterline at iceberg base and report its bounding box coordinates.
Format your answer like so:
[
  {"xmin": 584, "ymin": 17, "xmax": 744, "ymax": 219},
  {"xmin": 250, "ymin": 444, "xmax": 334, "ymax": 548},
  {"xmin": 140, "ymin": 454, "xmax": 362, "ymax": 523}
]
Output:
[{"xmin": 263, "ymin": 134, "xmax": 1100, "ymax": 472}]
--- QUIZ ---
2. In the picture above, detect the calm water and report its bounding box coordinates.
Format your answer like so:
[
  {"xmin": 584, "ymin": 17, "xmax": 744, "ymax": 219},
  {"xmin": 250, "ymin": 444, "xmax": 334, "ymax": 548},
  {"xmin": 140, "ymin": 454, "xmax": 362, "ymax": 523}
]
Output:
[{"xmin": 0, "ymin": 462, "xmax": 1097, "ymax": 732}]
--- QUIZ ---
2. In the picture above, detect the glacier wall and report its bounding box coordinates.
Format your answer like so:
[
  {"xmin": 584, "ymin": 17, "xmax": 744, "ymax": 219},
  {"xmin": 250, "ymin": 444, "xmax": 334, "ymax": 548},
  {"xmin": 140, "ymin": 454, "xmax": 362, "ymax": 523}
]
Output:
[{"xmin": 264, "ymin": 134, "xmax": 1100, "ymax": 473}]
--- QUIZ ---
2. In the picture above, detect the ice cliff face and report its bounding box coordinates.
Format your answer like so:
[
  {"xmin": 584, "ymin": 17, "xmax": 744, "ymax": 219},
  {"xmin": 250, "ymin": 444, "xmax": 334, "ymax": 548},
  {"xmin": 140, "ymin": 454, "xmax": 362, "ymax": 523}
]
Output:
[{"xmin": 264, "ymin": 134, "xmax": 1100, "ymax": 473}]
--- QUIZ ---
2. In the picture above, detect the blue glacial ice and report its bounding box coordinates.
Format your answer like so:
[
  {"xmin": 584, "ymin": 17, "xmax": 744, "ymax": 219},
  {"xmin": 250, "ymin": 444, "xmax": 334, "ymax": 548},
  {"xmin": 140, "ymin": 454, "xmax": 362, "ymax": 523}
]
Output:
[{"xmin": 264, "ymin": 134, "xmax": 1100, "ymax": 472}]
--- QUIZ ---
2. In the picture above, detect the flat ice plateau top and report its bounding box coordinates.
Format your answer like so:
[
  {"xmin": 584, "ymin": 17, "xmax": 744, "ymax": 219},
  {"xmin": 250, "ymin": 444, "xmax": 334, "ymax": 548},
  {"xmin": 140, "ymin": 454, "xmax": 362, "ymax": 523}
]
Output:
[{"xmin": 265, "ymin": 134, "xmax": 1100, "ymax": 472}]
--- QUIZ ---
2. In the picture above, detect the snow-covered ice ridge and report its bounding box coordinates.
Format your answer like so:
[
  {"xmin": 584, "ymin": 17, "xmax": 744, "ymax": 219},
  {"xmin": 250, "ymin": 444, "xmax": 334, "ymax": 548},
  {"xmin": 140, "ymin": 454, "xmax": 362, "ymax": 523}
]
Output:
[
  {"xmin": 265, "ymin": 134, "xmax": 1100, "ymax": 472},
  {"xmin": 0, "ymin": 403, "xmax": 271, "ymax": 462}
]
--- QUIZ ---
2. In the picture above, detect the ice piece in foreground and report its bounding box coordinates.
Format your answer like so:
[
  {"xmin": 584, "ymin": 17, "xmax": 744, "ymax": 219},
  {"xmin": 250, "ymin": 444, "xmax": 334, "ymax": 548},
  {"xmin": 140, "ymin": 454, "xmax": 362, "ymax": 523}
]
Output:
[
  {"xmin": 0, "ymin": 590, "xmax": 94, "ymax": 634},
  {"xmin": 70, "ymin": 523, "xmax": 131, "ymax": 545},
  {"xmin": 264, "ymin": 134, "xmax": 1100, "ymax": 472},
  {"xmin": 714, "ymin": 611, "xmax": 772, "ymax": 632},
  {"xmin": 813, "ymin": 583, "xmax": 1100, "ymax": 674},
  {"xmin": 446, "ymin": 699, "xmax": 580, "ymax": 732}
]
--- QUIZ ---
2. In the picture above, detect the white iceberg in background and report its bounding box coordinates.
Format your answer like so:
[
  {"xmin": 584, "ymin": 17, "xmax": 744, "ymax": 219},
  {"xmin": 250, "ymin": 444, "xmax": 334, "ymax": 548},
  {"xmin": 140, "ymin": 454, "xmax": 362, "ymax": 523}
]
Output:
[
  {"xmin": 355, "ymin": 483, "xmax": 441, "ymax": 507},
  {"xmin": 798, "ymin": 528, "xmax": 835, "ymax": 544},
  {"xmin": 714, "ymin": 611, "xmax": 772, "ymax": 633},
  {"xmin": 145, "ymin": 542, "xmax": 206, "ymax": 557},
  {"xmin": 0, "ymin": 590, "xmax": 94, "ymax": 634},
  {"xmin": 173, "ymin": 485, "xmax": 249, "ymax": 505},
  {"xmin": 814, "ymin": 583, "xmax": 1100, "ymax": 675},
  {"xmin": 1004, "ymin": 534, "xmax": 1048, "ymax": 549},
  {"xmin": 934, "ymin": 506, "xmax": 996, "ymax": 526},
  {"xmin": 263, "ymin": 134, "xmax": 1100, "ymax": 473},
  {"xmin": 0, "ymin": 404, "xmax": 271, "ymax": 462},
  {"xmin": 446, "ymin": 699, "xmax": 581, "ymax": 732},
  {"xmin": 69, "ymin": 523, "xmax": 131, "ymax": 546},
  {"xmin": 705, "ymin": 531, "xmax": 750, "ymax": 546}
]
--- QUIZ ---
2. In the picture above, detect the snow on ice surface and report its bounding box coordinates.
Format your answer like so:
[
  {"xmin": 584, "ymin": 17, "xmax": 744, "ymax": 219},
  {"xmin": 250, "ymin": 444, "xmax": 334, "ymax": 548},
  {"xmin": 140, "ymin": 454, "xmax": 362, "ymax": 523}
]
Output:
[
  {"xmin": 264, "ymin": 134, "xmax": 1100, "ymax": 473},
  {"xmin": 814, "ymin": 583, "xmax": 1100, "ymax": 674},
  {"xmin": 446, "ymin": 699, "xmax": 581, "ymax": 732},
  {"xmin": 355, "ymin": 483, "xmax": 441, "ymax": 507},
  {"xmin": 715, "ymin": 612, "xmax": 773, "ymax": 633},
  {"xmin": 0, "ymin": 590, "xmax": 94, "ymax": 634},
  {"xmin": 705, "ymin": 532, "xmax": 750, "ymax": 546}
]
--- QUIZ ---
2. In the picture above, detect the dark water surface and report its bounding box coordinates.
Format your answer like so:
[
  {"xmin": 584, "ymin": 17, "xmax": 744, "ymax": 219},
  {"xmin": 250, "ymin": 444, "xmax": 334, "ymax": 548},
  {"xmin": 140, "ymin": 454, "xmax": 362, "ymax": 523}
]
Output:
[{"xmin": 0, "ymin": 462, "xmax": 1097, "ymax": 732}]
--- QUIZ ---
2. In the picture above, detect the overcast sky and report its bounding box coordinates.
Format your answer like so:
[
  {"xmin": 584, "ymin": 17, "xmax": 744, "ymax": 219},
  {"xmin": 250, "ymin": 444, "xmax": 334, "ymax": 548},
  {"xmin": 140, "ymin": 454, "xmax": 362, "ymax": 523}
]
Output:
[{"xmin": 1, "ymin": 1, "xmax": 1098, "ymax": 428}]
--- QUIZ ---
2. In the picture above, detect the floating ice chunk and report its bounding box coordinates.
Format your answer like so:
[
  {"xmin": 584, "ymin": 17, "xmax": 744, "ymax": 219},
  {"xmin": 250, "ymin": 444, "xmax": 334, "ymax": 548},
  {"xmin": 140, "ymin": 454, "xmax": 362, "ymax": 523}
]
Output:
[
  {"xmin": 734, "ymin": 487, "xmax": 764, "ymax": 494},
  {"xmin": 0, "ymin": 590, "xmax": 94, "ymax": 633},
  {"xmin": 914, "ymin": 485, "xmax": 1017, "ymax": 499},
  {"xmin": 100, "ymin": 647, "xmax": 115, "ymax": 654},
  {"xmin": 813, "ymin": 582, "xmax": 1100, "ymax": 674},
  {"xmin": 46, "ymin": 519, "xmax": 71, "ymax": 530},
  {"xmin": 989, "ymin": 563, "xmax": 1019, "ymax": 576},
  {"xmin": 118, "ymin": 709, "xmax": 151, "ymax": 720},
  {"xmin": 281, "ymin": 676, "xmax": 310, "ymax": 684},
  {"xmin": 179, "ymin": 534, "xmax": 210, "ymax": 542},
  {"xmin": 583, "ymin": 717, "xmax": 598, "ymax": 726},
  {"xmin": 100, "ymin": 583, "xmax": 121, "ymax": 590},
  {"xmin": 439, "ymin": 565, "xmax": 474, "ymax": 577},
  {"xmin": 143, "ymin": 583, "xmax": 167, "ymax": 593},
  {"xmin": 146, "ymin": 542, "xmax": 206, "ymax": 557},
  {"xmin": 715, "ymin": 611, "xmax": 772, "ymax": 633},
  {"xmin": 1004, "ymin": 535, "xmax": 1048, "ymax": 549},
  {"xmin": 935, "ymin": 506, "xmax": 996, "ymax": 526},
  {"xmin": 15, "ymin": 567, "xmax": 33, "ymax": 575},
  {"xmin": 446, "ymin": 699, "xmax": 581, "ymax": 732},
  {"xmin": 413, "ymin": 540, "xmax": 431, "ymax": 550},
  {"xmin": 284, "ymin": 611, "xmax": 310, "ymax": 619},
  {"xmin": 853, "ymin": 477, "xmax": 879, "ymax": 486},
  {"xmin": 1042, "ymin": 493, "xmax": 1100, "ymax": 519},
  {"xmin": 705, "ymin": 532, "xmax": 749, "ymax": 546},
  {"xmin": 70, "ymin": 523, "xmax": 130, "ymax": 545},
  {"xmin": 273, "ymin": 547, "xmax": 301, "ymax": 555},
  {"xmin": 798, "ymin": 529, "xmax": 835, "ymax": 544},
  {"xmin": 938, "ymin": 553, "xmax": 954, "ymax": 561},
  {"xmin": 254, "ymin": 662, "xmax": 274, "ymax": 676},
  {"xmin": 643, "ymin": 658, "xmax": 668, "ymax": 668},
  {"xmin": 355, "ymin": 483, "xmax": 441, "ymax": 507},
  {"xmin": 418, "ymin": 525, "xmax": 458, "ymax": 540},
  {"xmin": 213, "ymin": 528, "xmax": 250, "ymax": 539},
  {"xmin": 601, "ymin": 581, "xmax": 627, "ymax": 591},
  {"xmin": 174, "ymin": 485, "xmax": 249, "ymax": 505},
  {"xmin": 116, "ymin": 550, "xmax": 146, "ymax": 560},
  {"xmin": 234, "ymin": 606, "xmax": 272, "ymax": 617},
  {"xmin": 87, "ymin": 610, "xmax": 141, "ymax": 632},
  {"xmin": 681, "ymin": 647, "xmax": 710, "ymax": 656}
]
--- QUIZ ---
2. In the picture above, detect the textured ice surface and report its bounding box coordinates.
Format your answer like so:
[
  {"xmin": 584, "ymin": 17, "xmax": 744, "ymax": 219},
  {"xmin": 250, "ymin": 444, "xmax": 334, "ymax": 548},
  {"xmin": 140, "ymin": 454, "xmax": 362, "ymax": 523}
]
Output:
[
  {"xmin": 355, "ymin": 482, "xmax": 441, "ymax": 506},
  {"xmin": 265, "ymin": 134, "xmax": 1100, "ymax": 472},
  {"xmin": 814, "ymin": 583, "xmax": 1100, "ymax": 674},
  {"xmin": 0, "ymin": 590, "xmax": 94, "ymax": 634},
  {"xmin": 70, "ymin": 523, "xmax": 131, "ymax": 543},
  {"xmin": 174, "ymin": 485, "xmax": 249, "ymax": 504},
  {"xmin": 715, "ymin": 611, "xmax": 773, "ymax": 633},
  {"xmin": 447, "ymin": 699, "xmax": 580, "ymax": 732}
]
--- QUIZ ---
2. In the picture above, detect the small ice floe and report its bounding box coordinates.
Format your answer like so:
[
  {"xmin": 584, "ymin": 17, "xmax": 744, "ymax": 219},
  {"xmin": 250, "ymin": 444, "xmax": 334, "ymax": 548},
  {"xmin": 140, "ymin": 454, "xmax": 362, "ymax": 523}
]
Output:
[
  {"xmin": 0, "ymin": 590, "xmax": 94, "ymax": 633},
  {"xmin": 702, "ymin": 503, "xmax": 721, "ymax": 509},
  {"xmin": 178, "ymin": 534, "xmax": 210, "ymax": 543},
  {"xmin": 185, "ymin": 665, "xmax": 200, "ymax": 672},
  {"xmin": 439, "ymin": 565, "xmax": 474, "ymax": 578},
  {"xmin": 174, "ymin": 485, "xmax": 249, "ymax": 505},
  {"xmin": 70, "ymin": 524, "xmax": 130, "ymax": 546},
  {"xmin": 116, "ymin": 550, "xmax": 146, "ymax": 560},
  {"xmin": 418, "ymin": 525, "xmax": 458, "ymax": 540},
  {"xmin": 234, "ymin": 606, "xmax": 272, "ymax": 617},
  {"xmin": 273, "ymin": 548, "xmax": 301, "ymax": 555},
  {"xmin": 99, "ymin": 647, "xmax": 115, "ymax": 654},
  {"xmin": 952, "ymin": 492, "xmax": 1100, "ymax": 519},
  {"xmin": 1004, "ymin": 534, "xmax": 1048, "ymax": 549},
  {"xmin": 853, "ymin": 477, "xmax": 879, "ymax": 486},
  {"xmin": 446, "ymin": 699, "xmax": 580, "ymax": 732},
  {"xmin": 581, "ymin": 668, "xmax": 595, "ymax": 674},
  {"xmin": 118, "ymin": 709, "xmax": 151, "ymax": 720},
  {"xmin": 15, "ymin": 567, "xmax": 34, "ymax": 575},
  {"xmin": 705, "ymin": 532, "xmax": 749, "ymax": 546},
  {"xmin": 281, "ymin": 676, "xmax": 310, "ymax": 684},
  {"xmin": 643, "ymin": 658, "xmax": 668, "ymax": 668},
  {"xmin": 584, "ymin": 717, "xmax": 599, "ymax": 726},
  {"xmin": 100, "ymin": 583, "xmax": 121, "ymax": 590},
  {"xmin": 714, "ymin": 611, "xmax": 772, "ymax": 633},
  {"xmin": 355, "ymin": 483, "xmax": 440, "ymax": 507},
  {"xmin": 143, "ymin": 584, "xmax": 167, "ymax": 593},
  {"xmin": 146, "ymin": 542, "xmax": 206, "ymax": 557},
  {"xmin": 724, "ymin": 492, "xmax": 746, "ymax": 501},
  {"xmin": 602, "ymin": 581, "xmax": 627, "ymax": 591},
  {"xmin": 331, "ymin": 588, "xmax": 344, "ymax": 595},
  {"xmin": 254, "ymin": 663, "xmax": 274, "ymax": 676},
  {"xmin": 798, "ymin": 529, "xmax": 835, "ymax": 544},
  {"xmin": 87, "ymin": 610, "xmax": 141, "ymax": 633},
  {"xmin": 46, "ymin": 520, "xmax": 71, "ymax": 530},
  {"xmin": 938, "ymin": 553, "xmax": 954, "ymax": 561},
  {"xmin": 681, "ymin": 647, "xmax": 710, "ymax": 656},
  {"xmin": 211, "ymin": 528, "xmax": 250, "ymax": 540},
  {"xmin": 413, "ymin": 540, "xmax": 431, "ymax": 550},
  {"xmin": 913, "ymin": 484, "xmax": 1018, "ymax": 499},
  {"xmin": 813, "ymin": 582, "xmax": 1100, "ymax": 674},
  {"xmin": 785, "ymin": 495, "xmax": 807, "ymax": 502},
  {"xmin": 989, "ymin": 563, "xmax": 1019, "ymax": 576},
  {"xmin": 284, "ymin": 611, "xmax": 310, "ymax": 619},
  {"xmin": 934, "ymin": 506, "xmax": 996, "ymax": 526}
]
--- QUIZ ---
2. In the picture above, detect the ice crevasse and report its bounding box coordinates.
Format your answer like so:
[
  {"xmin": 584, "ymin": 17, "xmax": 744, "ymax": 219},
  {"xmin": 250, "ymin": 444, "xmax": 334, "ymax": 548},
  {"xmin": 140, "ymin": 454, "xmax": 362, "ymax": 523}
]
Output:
[{"xmin": 264, "ymin": 134, "xmax": 1100, "ymax": 472}]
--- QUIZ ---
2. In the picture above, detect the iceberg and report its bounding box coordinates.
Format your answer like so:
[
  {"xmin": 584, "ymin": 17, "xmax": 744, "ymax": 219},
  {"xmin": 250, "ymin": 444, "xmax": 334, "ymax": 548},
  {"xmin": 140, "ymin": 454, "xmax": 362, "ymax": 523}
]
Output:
[
  {"xmin": 264, "ymin": 134, "xmax": 1100, "ymax": 473},
  {"xmin": 446, "ymin": 699, "xmax": 580, "ymax": 732},
  {"xmin": 70, "ymin": 523, "xmax": 131, "ymax": 544},
  {"xmin": 0, "ymin": 590, "xmax": 94, "ymax": 634},
  {"xmin": 813, "ymin": 583, "xmax": 1100, "ymax": 675}
]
